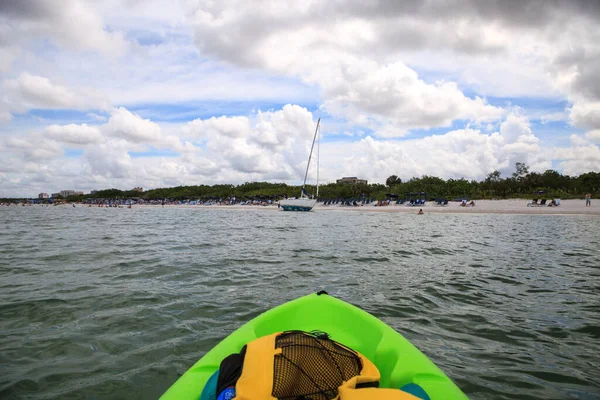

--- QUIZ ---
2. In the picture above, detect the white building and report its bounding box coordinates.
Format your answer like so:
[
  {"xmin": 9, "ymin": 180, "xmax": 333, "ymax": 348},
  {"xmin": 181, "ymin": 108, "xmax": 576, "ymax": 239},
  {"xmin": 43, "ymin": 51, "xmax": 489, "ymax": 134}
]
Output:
[
  {"xmin": 38, "ymin": 193, "xmax": 49, "ymax": 199},
  {"xmin": 59, "ymin": 190, "xmax": 84, "ymax": 197}
]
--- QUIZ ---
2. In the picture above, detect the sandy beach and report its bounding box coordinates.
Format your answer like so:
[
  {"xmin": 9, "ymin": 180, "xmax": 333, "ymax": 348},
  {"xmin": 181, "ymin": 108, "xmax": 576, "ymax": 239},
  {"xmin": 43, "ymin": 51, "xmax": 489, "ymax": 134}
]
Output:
[
  {"xmin": 94, "ymin": 198, "xmax": 600, "ymax": 215},
  {"xmin": 14, "ymin": 199, "xmax": 598, "ymax": 215},
  {"xmin": 316, "ymin": 199, "xmax": 600, "ymax": 215}
]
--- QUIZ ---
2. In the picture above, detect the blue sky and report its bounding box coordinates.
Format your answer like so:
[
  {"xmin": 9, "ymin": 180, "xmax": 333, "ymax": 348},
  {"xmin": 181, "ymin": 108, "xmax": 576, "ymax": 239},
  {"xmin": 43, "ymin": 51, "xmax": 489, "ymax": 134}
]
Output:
[{"xmin": 0, "ymin": 0, "xmax": 599, "ymax": 197}]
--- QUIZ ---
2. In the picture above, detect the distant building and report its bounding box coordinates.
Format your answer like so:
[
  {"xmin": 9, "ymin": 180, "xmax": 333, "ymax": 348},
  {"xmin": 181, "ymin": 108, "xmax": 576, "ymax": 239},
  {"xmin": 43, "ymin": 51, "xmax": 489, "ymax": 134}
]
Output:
[
  {"xmin": 59, "ymin": 190, "xmax": 84, "ymax": 197},
  {"xmin": 336, "ymin": 177, "xmax": 368, "ymax": 185},
  {"xmin": 38, "ymin": 193, "xmax": 49, "ymax": 199},
  {"xmin": 91, "ymin": 190, "xmax": 98, "ymax": 195},
  {"xmin": 131, "ymin": 187, "xmax": 143, "ymax": 192},
  {"xmin": 51, "ymin": 193, "xmax": 60, "ymax": 198}
]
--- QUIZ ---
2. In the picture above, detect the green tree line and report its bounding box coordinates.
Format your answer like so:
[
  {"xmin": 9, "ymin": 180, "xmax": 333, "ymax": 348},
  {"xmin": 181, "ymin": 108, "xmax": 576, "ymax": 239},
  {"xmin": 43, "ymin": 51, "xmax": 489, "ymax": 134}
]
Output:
[
  {"xmin": 80, "ymin": 163, "xmax": 600, "ymax": 201},
  {"xmin": 3, "ymin": 164, "xmax": 598, "ymax": 203}
]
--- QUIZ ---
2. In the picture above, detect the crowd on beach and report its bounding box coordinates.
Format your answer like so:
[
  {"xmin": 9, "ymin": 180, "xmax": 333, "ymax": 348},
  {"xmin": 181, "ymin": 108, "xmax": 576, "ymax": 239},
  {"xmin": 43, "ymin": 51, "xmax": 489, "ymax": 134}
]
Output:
[
  {"xmin": 81, "ymin": 197, "xmax": 278, "ymax": 207},
  {"xmin": 0, "ymin": 193, "xmax": 593, "ymax": 208}
]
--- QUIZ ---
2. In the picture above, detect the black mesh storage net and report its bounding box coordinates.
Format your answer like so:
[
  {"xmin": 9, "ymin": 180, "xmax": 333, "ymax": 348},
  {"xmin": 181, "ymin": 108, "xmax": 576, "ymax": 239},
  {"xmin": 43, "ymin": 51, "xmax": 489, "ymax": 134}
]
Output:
[{"xmin": 272, "ymin": 331, "xmax": 363, "ymax": 400}]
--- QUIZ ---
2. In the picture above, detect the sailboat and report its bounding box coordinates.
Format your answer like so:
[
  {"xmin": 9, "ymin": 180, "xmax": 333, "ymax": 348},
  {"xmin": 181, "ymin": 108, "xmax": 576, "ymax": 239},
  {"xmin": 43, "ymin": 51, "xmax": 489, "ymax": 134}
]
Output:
[{"xmin": 280, "ymin": 118, "xmax": 321, "ymax": 212}]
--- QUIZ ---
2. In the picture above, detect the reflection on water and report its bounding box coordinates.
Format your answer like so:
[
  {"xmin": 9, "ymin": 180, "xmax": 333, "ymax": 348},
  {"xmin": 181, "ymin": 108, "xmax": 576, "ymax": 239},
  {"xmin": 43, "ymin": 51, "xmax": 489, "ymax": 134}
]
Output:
[{"xmin": 0, "ymin": 206, "xmax": 599, "ymax": 399}]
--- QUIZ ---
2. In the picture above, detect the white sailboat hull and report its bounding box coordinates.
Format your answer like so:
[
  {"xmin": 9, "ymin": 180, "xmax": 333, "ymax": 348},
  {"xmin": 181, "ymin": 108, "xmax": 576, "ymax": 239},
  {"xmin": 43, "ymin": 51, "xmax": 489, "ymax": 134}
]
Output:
[
  {"xmin": 281, "ymin": 118, "xmax": 320, "ymax": 212},
  {"xmin": 280, "ymin": 198, "xmax": 317, "ymax": 212}
]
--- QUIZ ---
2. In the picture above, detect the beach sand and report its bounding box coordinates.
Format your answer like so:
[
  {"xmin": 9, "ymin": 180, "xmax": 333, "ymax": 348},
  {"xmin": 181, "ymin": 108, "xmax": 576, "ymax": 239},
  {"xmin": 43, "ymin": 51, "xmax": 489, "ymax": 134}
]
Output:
[
  {"xmin": 315, "ymin": 199, "xmax": 599, "ymax": 215},
  {"xmin": 120, "ymin": 199, "xmax": 599, "ymax": 215}
]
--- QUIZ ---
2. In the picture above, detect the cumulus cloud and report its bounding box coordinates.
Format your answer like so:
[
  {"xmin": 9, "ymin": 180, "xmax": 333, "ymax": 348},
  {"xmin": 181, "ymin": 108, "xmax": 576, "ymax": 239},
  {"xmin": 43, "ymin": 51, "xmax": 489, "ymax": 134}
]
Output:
[
  {"xmin": 0, "ymin": 0, "xmax": 129, "ymax": 57},
  {"xmin": 569, "ymin": 100, "xmax": 600, "ymax": 131},
  {"xmin": 321, "ymin": 60, "xmax": 503, "ymax": 134},
  {"xmin": 541, "ymin": 112, "xmax": 567, "ymax": 124},
  {"xmin": 2, "ymin": 1, "xmax": 600, "ymax": 196},
  {"xmin": 0, "ymin": 46, "xmax": 21, "ymax": 73},
  {"xmin": 552, "ymin": 137, "xmax": 600, "ymax": 176},
  {"xmin": 186, "ymin": 115, "xmax": 250, "ymax": 139},
  {"xmin": 4, "ymin": 73, "xmax": 77, "ymax": 109},
  {"xmin": 105, "ymin": 107, "xmax": 162, "ymax": 143},
  {"xmin": 184, "ymin": 1, "xmax": 599, "ymax": 68},
  {"xmin": 183, "ymin": 1, "xmax": 527, "ymax": 132},
  {"xmin": 0, "ymin": 111, "xmax": 12, "ymax": 122},
  {"xmin": 184, "ymin": 0, "xmax": 599, "ymax": 102},
  {"xmin": 82, "ymin": 139, "xmax": 136, "ymax": 179},
  {"xmin": 586, "ymin": 130, "xmax": 600, "ymax": 143},
  {"xmin": 0, "ymin": 105, "xmax": 598, "ymax": 197},
  {"xmin": 2, "ymin": 73, "xmax": 110, "ymax": 120},
  {"xmin": 4, "ymin": 136, "xmax": 63, "ymax": 161},
  {"xmin": 42, "ymin": 107, "xmax": 181, "ymax": 149},
  {"xmin": 315, "ymin": 113, "xmax": 550, "ymax": 184},
  {"xmin": 184, "ymin": 104, "xmax": 316, "ymax": 178},
  {"xmin": 45, "ymin": 123, "xmax": 105, "ymax": 145}
]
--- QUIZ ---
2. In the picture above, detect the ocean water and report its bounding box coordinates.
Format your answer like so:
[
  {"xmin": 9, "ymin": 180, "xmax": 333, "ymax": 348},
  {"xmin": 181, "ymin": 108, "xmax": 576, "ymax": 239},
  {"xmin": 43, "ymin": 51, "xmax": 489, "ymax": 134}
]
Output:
[{"xmin": 0, "ymin": 206, "xmax": 599, "ymax": 399}]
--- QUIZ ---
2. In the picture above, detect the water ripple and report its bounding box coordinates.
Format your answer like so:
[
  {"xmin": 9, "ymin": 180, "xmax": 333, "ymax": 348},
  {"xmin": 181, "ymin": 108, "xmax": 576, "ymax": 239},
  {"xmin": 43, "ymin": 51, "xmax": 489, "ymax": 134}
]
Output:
[{"xmin": 0, "ymin": 207, "xmax": 599, "ymax": 399}]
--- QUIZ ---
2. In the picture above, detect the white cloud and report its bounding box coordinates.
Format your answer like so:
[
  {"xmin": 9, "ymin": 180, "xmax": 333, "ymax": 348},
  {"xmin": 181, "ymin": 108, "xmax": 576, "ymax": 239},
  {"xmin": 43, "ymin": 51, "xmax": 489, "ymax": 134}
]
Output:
[
  {"xmin": 0, "ymin": 0, "xmax": 129, "ymax": 57},
  {"xmin": 45, "ymin": 123, "xmax": 105, "ymax": 145},
  {"xmin": 0, "ymin": 111, "xmax": 12, "ymax": 123},
  {"xmin": 183, "ymin": 104, "xmax": 316, "ymax": 178},
  {"xmin": 41, "ymin": 107, "xmax": 186, "ymax": 150},
  {"xmin": 82, "ymin": 139, "xmax": 136, "ymax": 179},
  {"xmin": 105, "ymin": 107, "xmax": 162, "ymax": 143},
  {"xmin": 183, "ymin": 0, "xmax": 600, "ymax": 103},
  {"xmin": 586, "ymin": 130, "xmax": 600, "ymax": 143},
  {"xmin": 552, "ymin": 139, "xmax": 600, "ymax": 176},
  {"xmin": 0, "ymin": 46, "xmax": 21, "ymax": 73},
  {"xmin": 321, "ymin": 60, "xmax": 504, "ymax": 134},
  {"xmin": 5, "ymin": 73, "xmax": 76, "ymax": 108},
  {"xmin": 184, "ymin": 2, "xmax": 519, "ymax": 132},
  {"xmin": 570, "ymin": 134, "xmax": 590, "ymax": 147},
  {"xmin": 569, "ymin": 100, "xmax": 600, "ymax": 131},
  {"xmin": 3, "ymin": 73, "xmax": 110, "ymax": 117},
  {"xmin": 87, "ymin": 113, "xmax": 107, "ymax": 121},
  {"xmin": 0, "ymin": 105, "xmax": 597, "ymax": 197},
  {"xmin": 541, "ymin": 112, "xmax": 567, "ymax": 124},
  {"xmin": 250, "ymin": 104, "xmax": 316, "ymax": 149},
  {"xmin": 2, "ymin": 1, "xmax": 600, "ymax": 196},
  {"xmin": 499, "ymin": 114, "xmax": 536, "ymax": 143},
  {"xmin": 314, "ymin": 113, "xmax": 551, "ymax": 184},
  {"xmin": 4, "ymin": 136, "xmax": 63, "ymax": 161},
  {"xmin": 186, "ymin": 115, "xmax": 250, "ymax": 139}
]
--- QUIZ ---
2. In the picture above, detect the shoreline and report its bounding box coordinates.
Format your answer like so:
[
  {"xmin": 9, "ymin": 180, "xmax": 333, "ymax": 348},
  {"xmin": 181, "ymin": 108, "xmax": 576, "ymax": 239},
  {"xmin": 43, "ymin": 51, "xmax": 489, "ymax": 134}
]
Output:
[{"xmin": 12, "ymin": 199, "xmax": 599, "ymax": 216}]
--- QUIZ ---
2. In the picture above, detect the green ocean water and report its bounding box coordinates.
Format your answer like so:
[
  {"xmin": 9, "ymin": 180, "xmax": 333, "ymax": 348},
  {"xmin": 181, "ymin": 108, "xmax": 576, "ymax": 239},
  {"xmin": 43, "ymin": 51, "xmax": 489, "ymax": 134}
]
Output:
[{"xmin": 1, "ymin": 206, "xmax": 599, "ymax": 399}]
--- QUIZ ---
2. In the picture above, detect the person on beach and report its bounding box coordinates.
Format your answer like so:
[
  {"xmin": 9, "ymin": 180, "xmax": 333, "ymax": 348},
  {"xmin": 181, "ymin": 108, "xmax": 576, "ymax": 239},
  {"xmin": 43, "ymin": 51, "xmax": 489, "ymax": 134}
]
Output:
[
  {"xmin": 585, "ymin": 193, "xmax": 591, "ymax": 207},
  {"xmin": 417, "ymin": 209, "xmax": 424, "ymax": 215}
]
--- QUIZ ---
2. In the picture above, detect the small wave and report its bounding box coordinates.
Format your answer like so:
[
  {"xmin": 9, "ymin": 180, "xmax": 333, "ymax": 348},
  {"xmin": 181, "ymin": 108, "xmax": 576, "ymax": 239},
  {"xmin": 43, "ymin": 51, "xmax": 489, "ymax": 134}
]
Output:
[
  {"xmin": 351, "ymin": 257, "xmax": 390, "ymax": 262},
  {"xmin": 392, "ymin": 249, "xmax": 416, "ymax": 256},
  {"xmin": 486, "ymin": 275, "xmax": 523, "ymax": 285},
  {"xmin": 425, "ymin": 247, "xmax": 454, "ymax": 255},
  {"xmin": 572, "ymin": 324, "xmax": 600, "ymax": 339}
]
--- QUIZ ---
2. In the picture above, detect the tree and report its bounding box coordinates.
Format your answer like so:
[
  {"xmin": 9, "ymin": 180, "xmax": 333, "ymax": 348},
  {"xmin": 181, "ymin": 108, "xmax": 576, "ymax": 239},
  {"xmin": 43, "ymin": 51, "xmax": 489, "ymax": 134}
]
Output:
[
  {"xmin": 512, "ymin": 162, "xmax": 529, "ymax": 181},
  {"xmin": 485, "ymin": 170, "xmax": 501, "ymax": 183},
  {"xmin": 386, "ymin": 175, "xmax": 401, "ymax": 187}
]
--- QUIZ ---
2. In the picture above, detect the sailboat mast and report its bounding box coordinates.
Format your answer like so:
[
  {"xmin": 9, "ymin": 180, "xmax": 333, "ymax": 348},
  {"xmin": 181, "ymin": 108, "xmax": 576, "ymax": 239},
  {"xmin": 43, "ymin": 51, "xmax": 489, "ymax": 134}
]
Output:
[
  {"xmin": 316, "ymin": 122, "xmax": 320, "ymax": 198},
  {"xmin": 301, "ymin": 118, "xmax": 321, "ymax": 197}
]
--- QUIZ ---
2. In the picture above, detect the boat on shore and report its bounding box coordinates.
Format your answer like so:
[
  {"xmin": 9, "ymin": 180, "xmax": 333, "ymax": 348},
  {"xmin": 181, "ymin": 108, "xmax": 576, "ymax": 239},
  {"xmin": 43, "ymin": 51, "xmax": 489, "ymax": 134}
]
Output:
[{"xmin": 280, "ymin": 118, "xmax": 321, "ymax": 212}]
